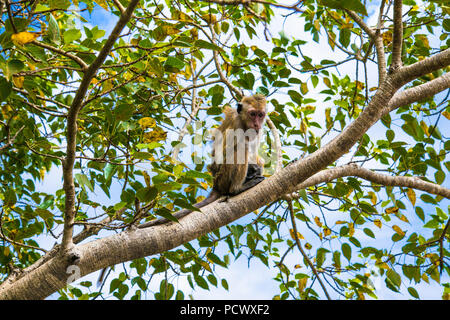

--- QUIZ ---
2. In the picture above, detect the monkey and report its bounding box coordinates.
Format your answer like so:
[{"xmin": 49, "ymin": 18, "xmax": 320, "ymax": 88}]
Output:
[
  {"xmin": 97, "ymin": 95, "xmax": 267, "ymax": 287},
  {"xmin": 137, "ymin": 94, "xmax": 267, "ymax": 229}
]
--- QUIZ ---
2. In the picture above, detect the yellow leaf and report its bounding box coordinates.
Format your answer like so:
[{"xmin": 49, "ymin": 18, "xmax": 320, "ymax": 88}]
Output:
[
  {"xmin": 325, "ymin": 107, "xmax": 332, "ymax": 129},
  {"xmin": 355, "ymin": 81, "xmax": 364, "ymax": 91},
  {"xmin": 138, "ymin": 117, "xmax": 156, "ymax": 129},
  {"xmin": 94, "ymin": 0, "xmax": 109, "ymax": 11},
  {"xmin": 313, "ymin": 20, "xmax": 321, "ymax": 31},
  {"xmin": 348, "ymin": 223, "xmax": 355, "ymax": 237},
  {"xmin": 442, "ymin": 110, "xmax": 450, "ymax": 120},
  {"xmin": 398, "ymin": 214, "xmax": 410, "ymax": 223},
  {"xmin": 392, "ymin": 225, "xmax": 405, "ymax": 236},
  {"xmin": 39, "ymin": 167, "xmax": 46, "ymax": 180},
  {"xmin": 341, "ymin": 23, "xmax": 353, "ymax": 29},
  {"xmin": 300, "ymin": 82, "xmax": 308, "ymax": 95},
  {"xmin": 420, "ymin": 120, "xmax": 430, "ymax": 137},
  {"xmin": 374, "ymin": 219, "xmax": 382, "ymax": 229},
  {"xmin": 368, "ymin": 191, "xmax": 377, "ymax": 206},
  {"xmin": 382, "ymin": 31, "xmax": 393, "ymax": 45},
  {"xmin": 298, "ymin": 278, "xmax": 307, "ymax": 292},
  {"xmin": 314, "ymin": 216, "xmax": 322, "ymax": 227},
  {"xmin": 406, "ymin": 188, "xmax": 416, "ymax": 206},
  {"xmin": 268, "ymin": 59, "xmax": 284, "ymax": 66},
  {"xmin": 3, "ymin": 246, "xmax": 10, "ymax": 256},
  {"xmin": 294, "ymin": 264, "xmax": 302, "ymax": 269},
  {"xmin": 12, "ymin": 76, "xmax": 24, "ymax": 88},
  {"xmin": 299, "ymin": 119, "xmax": 307, "ymax": 134},
  {"xmin": 11, "ymin": 32, "xmax": 40, "ymax": 45},
  {"xmin": 304, "ymin": 243, "xmax": 312, "ymax": 250},
  {"xmin": 385, "ymin": 207, "xmax": 399, "ymax": 214},
  {"xmin": 323, "ymin": 227, "xmax": 331, "ymax": 237},
  {"xmin": 289, "ymin": 228, "xmax": 304, "ymax": 240},
  {"xmin": 143, "ymin": 128, "xmax": 167, "ymax": 143},
  {"xmin": 200, "ymin": 260, "xmax": 212, "ymax": 272},
  {"xmin": 323, "ymin": 77, "xmax": 331, "ymax": 88},
  {"xmin": 143, "ymin": 171, "xmax": 151, "ymax": 188},
  {"xmin": 335, "ymin": 220, "xmax": 347, "ymax": 225},
  {"xmin": 102, "ymin": 80, "xmax": 113, "ymax": 93}
]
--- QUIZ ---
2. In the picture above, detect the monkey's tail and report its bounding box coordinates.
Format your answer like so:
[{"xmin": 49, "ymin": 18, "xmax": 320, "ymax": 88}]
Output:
[{"xmin": 138, "ymin": 190, "xmax": 220, "ymax": 229}]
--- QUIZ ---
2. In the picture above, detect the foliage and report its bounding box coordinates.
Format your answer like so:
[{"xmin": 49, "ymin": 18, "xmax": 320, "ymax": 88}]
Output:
[{"xmin": 0, "ymin": 0, "xmax": 449, "ymax": 300}]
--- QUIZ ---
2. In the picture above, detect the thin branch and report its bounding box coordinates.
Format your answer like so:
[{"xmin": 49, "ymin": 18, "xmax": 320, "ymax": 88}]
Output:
[
  {"xmin": 345, "ymin": 8, "xmax": 387, "ymax": 84},
  {"xmin": 287, "ymin": 200, "xmax": 331, "ymax": 300},
  {"xmin": 60, "ymin": 0, "xmax": 140, "ymax": 253},
  {"xmin": 31, "ymin": 41, "xmax": 89, "ymax": 71},
  {"xmin": 0, "ymin": 209, "xmax": 47, "ymax": 253}
]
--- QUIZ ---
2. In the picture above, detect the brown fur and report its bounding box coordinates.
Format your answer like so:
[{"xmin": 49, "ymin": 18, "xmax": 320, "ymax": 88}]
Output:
[{"xmin": 211, "ymin": 94, "xmax": 266, "ymax": 195}]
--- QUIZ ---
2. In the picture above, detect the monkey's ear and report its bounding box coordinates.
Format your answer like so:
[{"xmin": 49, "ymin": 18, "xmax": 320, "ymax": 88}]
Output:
[{"xmin": 237, "ymin": 103, "xmax": 243, "ymax": 114}]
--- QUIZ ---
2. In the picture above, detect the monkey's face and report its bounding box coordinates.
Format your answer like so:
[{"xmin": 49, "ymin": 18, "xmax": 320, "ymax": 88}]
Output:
[{"xmin": 246, "ymin": 108, "xmax": 266, "ymax": 133}]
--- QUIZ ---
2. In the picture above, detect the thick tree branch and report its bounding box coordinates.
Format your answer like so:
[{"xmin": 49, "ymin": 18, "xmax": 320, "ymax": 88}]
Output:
[
  {"xmin": 383, "ymin": 72, "xmax": 450, "ymax": 116},
  {"xmin": 390, "ymin": 0, "xmax": 403, "ymax": 71},
  {"xmin": 393, "ymin": 48, "xmax": 450, "ymax": 88},
  {"xmin": 60, "ymin": 0, "xmax": 140, "ymax": 253},
  {"xmin": 288, "ymin": 164, "xmax": 450, "ymax": 200}
]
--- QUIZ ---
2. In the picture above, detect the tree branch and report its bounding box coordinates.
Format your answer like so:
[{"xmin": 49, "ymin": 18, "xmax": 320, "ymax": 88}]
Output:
[
  {"xmin": 345, "ymin": 8, "xmax": 386, "ymax": 84},
  {"xmin": 289, "ymin": 164, "xmax": 450, "ymax": 199},
  {"xmin": 287, "ymin": 200, "xmax": 331, "ymax": 300},
  {"xmin": 392, "ymin": 48, "xmax": 450, "ymax": 88},
  {"xmin": 390, "ymin": 0, "xmax": 403, "ymax": 71},
  {"xmin": 60, "ymin": 0, "xmax": 140, "ymax": 253},
  {"xmin": 31, "ymin": 41, "xmax": 89, "ymax": 71},
  {"xmin": 383, "ymin": 72, "xmax": 450, "ymax": 116}
]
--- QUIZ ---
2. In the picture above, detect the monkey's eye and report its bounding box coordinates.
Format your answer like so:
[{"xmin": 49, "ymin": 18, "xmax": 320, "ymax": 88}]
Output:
[
  {"xmin": 257, "ymin": 112, "xmax": 265, "ymax": 118},
  {"xmin": 249, "ymin": 111, "xmax": 257, "ymax": 117}
]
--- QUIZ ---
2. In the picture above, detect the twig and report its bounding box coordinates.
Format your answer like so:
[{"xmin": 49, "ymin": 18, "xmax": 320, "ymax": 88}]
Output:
[{"xmin": 287, "ymin": 200, "xmax": 331, "ymax": 300}]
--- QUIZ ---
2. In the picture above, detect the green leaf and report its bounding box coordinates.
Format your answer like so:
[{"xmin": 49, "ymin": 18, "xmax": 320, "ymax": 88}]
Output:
[
  {"xmin": 194, "ymin": 39, "xmax": 222, "ymax": 51},
  {"xmin": 221, "ymin": 278, "xmax": 229, "ymax": 290},
  {"xmin": 63, "ymin": 29, "xmax": 81, "ymax": 44},
  {"xmin": 7, "ymin": 59, "xmax": 25, "ymax": 78},
  {"xmin": 136, "ymin": 186, "xmax": 158, "ymax": 203},
  {"xmin": 443, "ymin": 19, "xmax": 450, "ymax": 32},
  {"xmin": 4, "ymin": 189, "xmax": 17, "ymax": 207},
  {"xmin": 342, "ymin": 243, "xmax": 351, "ymax": 261},
  {"xmin": 164, "ymin": 56, "xmax": 184, "ymax": 69},
  {"xmin": 319, "ymin": 0, "xmax": 367, "ymax": 15},
  {"xmin": 114, "ymin": 104, "xmax": 134, "ymax": 121},
  {"xmin": 386, "ymin": 269, "xmax": 401, "ymax": 288},
  {"xmin": 47, "ymin": 13, "xmax": 61, "ymax": 44},
  {"xmin": 194, "ymin": 274, "xmax": 209, "ymax": 290},
  {"xmin": 407, "ymin": 287, "xmax": 419, "ymax": 299},
  {"xmin": 155, "ymin": 207, "xmax": 178, "ymax": 223},
  {"xmin": 0, "ymin": 77, "xmax": 12, "ymax": 102},
  {"xmin": 49, "ymin": 0, "xmax": 71, "ymax": 10},
  {"xmin": 339, "ymin": 29, "xmax": 351, "ymax": 48},
  {"xmin": 363, "ymin": 228, "xmax": 375, "ymax": 238},
  {"xmin": 75, "ymin": 173, "xmax": 94, "ymax": 192}
]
